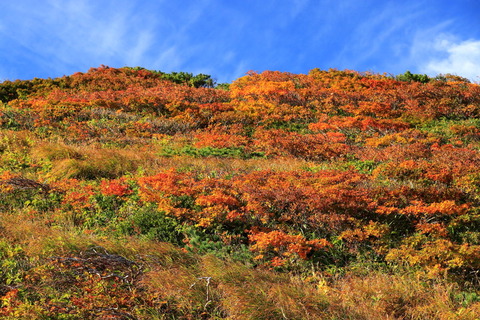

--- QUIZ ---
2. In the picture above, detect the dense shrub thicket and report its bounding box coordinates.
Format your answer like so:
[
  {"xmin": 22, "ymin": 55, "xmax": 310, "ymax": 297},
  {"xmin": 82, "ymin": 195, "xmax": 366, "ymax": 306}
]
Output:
[{"xmin": 0, "ymin": 66, "xmax": 479, "ymax": 319}]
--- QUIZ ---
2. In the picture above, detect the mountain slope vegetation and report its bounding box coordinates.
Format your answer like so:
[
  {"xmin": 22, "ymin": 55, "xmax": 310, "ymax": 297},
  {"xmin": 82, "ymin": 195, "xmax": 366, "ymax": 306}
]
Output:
[{"xmin": 1, "ymin": 66, "xmax": 479, "ymax": 319}]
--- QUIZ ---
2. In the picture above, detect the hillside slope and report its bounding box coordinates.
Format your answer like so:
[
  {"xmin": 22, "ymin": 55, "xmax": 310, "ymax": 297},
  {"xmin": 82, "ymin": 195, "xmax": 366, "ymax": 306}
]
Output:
[{"xmin": 0, "ymin": 66, "xmax": 479, "ymax": 319}]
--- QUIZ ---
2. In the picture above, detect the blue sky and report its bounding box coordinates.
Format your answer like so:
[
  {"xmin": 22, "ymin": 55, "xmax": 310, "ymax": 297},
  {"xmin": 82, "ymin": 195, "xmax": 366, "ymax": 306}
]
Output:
[{"xmin": 0, "ymin": 0, "xmax": 479, "ymax": 83}]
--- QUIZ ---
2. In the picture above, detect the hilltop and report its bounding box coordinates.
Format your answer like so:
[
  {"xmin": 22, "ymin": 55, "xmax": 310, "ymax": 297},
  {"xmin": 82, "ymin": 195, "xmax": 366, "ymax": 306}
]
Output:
[{"xmin": 0, "ymin": 66, "xmax": 479, "ymax": 319}]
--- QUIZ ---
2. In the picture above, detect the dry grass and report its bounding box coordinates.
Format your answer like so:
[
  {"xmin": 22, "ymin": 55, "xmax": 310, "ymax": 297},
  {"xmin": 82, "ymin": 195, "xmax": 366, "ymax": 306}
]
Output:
[
  {"xmin": 199, "ymin": 255, "xmax": 331, "ymax": 320},
  {"xmin": 327, "ymin": 272, "xmax": 480, "ymax": 320},
  {"xmin": 139, "ymin": 155, "xmax": 320, "ymax": 177},
  {"xmin": 1, "ymin": 206, "xmax": 479, "ymax": 319},
  {"xmin": 31, "ymin": 139, "xmax": 325, "ymax": 181},
  {"xmin": 33, "ymin": 142, "xmax": 156, "ymax": 180}
]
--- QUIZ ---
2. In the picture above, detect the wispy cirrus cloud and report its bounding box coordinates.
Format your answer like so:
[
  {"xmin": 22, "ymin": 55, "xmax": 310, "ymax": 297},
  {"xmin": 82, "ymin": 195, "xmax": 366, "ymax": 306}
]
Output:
[
  {"xmin": 1, "ymin": 0, "xmax": 478, "ymax": 83},
  {"xmin": 325, "ymin": 1, "xmax": 429, "ymax": 74},
  {"xmin": 0, "ymin": 0, "xmax": 160, "ymax": 78},
  {"xmin": 44, "ymin": 0, "xmax": 159, "ymax": 67}
]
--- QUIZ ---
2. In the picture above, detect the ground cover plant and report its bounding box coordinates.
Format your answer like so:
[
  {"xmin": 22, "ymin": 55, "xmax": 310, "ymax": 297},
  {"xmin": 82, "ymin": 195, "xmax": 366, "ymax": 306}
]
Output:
[{"xmin": 0, "ymin": 66, "xmax": 479, "ymax": 319}]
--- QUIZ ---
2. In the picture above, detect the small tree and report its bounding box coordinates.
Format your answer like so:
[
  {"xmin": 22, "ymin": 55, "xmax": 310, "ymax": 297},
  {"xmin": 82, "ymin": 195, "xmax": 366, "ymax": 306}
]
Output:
[{"xmin": 396, "ymin": 71, "xmax": 430, "ymax": 83}]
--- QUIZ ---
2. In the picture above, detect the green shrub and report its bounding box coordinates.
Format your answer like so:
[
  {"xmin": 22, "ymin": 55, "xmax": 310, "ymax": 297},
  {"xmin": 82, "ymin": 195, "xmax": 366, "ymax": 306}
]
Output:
[
  {"xmin": 0, "ymin": 241, "xmax": 30, "ymax": 287},
  {"xmin": 160, "ymin": 144, "xmax": 264, "ymax": 159},
  {"xmin": 118, "ymin": 204, "xmax": 184, "ymax": 245},
  {"xmin": 182, "ymin": 227, "xmax": 252, "ymax": 262},
  {"xmin": 396, "ymin": 71, "xmax": 430, "ymax": 83}
]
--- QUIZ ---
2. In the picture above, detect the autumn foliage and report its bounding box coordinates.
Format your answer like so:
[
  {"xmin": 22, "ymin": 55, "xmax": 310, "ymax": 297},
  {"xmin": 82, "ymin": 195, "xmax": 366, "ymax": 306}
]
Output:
[{"xmin": 0, "ymin": 66, "xmax": 479, "ymax": 318}]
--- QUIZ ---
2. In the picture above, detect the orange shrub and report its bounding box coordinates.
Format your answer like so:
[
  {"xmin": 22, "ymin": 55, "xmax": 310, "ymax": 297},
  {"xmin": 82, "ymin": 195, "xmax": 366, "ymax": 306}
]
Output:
[
  {"xmin": 248, "ymin": 230, "xmax": 331, "ymax": 267},
  {"xmin": 252, "ymin": 128, "xmax": 348, "ymax": 160},
  {"xmin": 100, "ymin": 178, "xmax": 133, "ymax": 197}
]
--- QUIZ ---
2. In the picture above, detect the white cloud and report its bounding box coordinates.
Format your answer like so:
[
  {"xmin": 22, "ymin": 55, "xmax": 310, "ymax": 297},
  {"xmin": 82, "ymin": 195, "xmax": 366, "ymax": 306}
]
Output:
[{"xmin": 421, "ymin": 36, "xmax": 480, "ymax": 82}]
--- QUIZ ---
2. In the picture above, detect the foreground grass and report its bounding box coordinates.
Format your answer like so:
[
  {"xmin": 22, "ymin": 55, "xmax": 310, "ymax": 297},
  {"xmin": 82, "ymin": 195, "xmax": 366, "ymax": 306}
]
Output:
[{"xmin": 0, "ymin": 201, "xmax": 479, "ymax": 319}]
